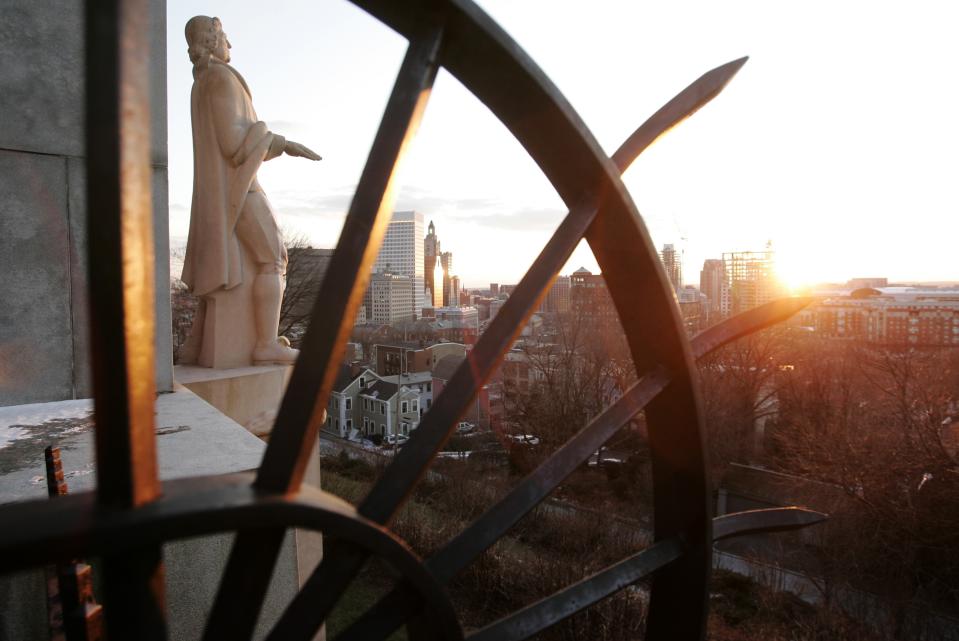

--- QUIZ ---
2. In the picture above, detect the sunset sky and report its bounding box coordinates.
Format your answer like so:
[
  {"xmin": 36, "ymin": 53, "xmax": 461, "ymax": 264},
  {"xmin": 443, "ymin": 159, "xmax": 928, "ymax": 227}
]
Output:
[{"xmin": 167, "ymin": 1, "xmax": 959, "ymax": 289}]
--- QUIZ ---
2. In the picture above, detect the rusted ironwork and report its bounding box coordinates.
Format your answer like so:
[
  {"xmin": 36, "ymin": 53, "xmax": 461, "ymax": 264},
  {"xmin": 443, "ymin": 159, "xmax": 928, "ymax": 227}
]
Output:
[
  {"xmin": 44, "ymin": 447, "xmax": 67, "ymax": 641},
  {"xmin": 84, "ymin": 0, "xmax": 165, "ymax": 639},
  {"xmin": 470, "ymin": 538, "xmax": 685, "ymax": 641},
  {"xmin": 270, "ymin": 52, "xmax": 751, "ymax": 641},
  {"xmin": 204, "ymin": 20, "xmax": 446, "ymax": 641},
  {"xmin": 713, "ymin": 507, "xmax": 828, "ymax": 541},
  {"xmin": 43, "ymin": 447, "xmax": 105, "ymax": 641},
  {"xmin": 0, "ymin": 2, "xmax": 829, "ymax": 640},
  {"xmin": 333, "ymin": 297, "xmax": 816, "ymax": 641}
]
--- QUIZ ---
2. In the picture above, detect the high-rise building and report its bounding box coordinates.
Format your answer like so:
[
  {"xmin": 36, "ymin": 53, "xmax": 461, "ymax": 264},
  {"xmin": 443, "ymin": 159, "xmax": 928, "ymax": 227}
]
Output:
[
  {"xmin": 661, "ymin": 243, "xmax": 682, "ymax": 293},
  {"xmin": 539, "ymin": 275, "xmax": 570, "ymax": 313},
  {"xmin": 490, "ymin": 283, "xmax": 499, "ymax": 296},
  {"xmin": 450, "ymin": 275, "xmax": 461, "ymax": 306},
  {"xmin": 369, "ymin": 272, "xmax": 414, "ymax": 324},
  {"xmin": 424, "ymin": 220, "xmax": 441, "ymax": 307},
  {"xmin": 569, "ymin": 267, "xmax": 618, "ymax": 328},
  {"xmin": 700, "ymin": 258, "xmax": 729, "ymax": 319},
  {"xmin": 723, "ymin": 244, "xmax": 779, "ymax": 315},
  {"xmin": 441, "ymin": 251, "xmax": 454, "ymax": 306},
  {"xmin": 373, "ymin": 210, "xmax": 425, "ymax": 317}
]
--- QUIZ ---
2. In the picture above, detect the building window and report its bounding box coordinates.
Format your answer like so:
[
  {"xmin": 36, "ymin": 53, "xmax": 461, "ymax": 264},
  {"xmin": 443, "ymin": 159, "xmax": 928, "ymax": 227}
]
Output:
[
  {"xmin": 346, "ymin": 419, "xmax": 352, "ymax": 430},
  {"xmin": 345, "ymin": 398, "xmax": 352, "ymax": 410},
  {"xmin": 359, "ymin": 377, "xmax": 366, "ymax": 388},
  {"xmin": 426, "ymin": 399, "xmax": 432, "ymax": 409},
  {"xmin": 401, "ymin": 401, "xmax": 408, "ymax": 413},
  {"xmin": 381, "ymin": 424, "xmax": 386, "ymax": 435},
  {"xmin": 426, "ymin": 382, "xmax": 432, "ymax": 392},
  {"xmin": 380, "ymin": 403, "xmax": 386, "ymax": 415},
  {"xmin": 363, "ymin": 417, "xmax": 369, "ymax": 430},
  {"xmin": 334, "ymin": 398, "xmax": 339, "ymax": 410},
  {"xmin": 412, "ymin": 400, "xmax": 418, "ymax": 412}
]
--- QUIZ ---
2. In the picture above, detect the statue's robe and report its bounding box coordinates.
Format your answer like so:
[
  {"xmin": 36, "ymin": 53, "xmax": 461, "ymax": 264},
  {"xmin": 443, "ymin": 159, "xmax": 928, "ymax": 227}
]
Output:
[{"xmin": 181, "ymin": 59, "xmax": 285, "ymax": 297}]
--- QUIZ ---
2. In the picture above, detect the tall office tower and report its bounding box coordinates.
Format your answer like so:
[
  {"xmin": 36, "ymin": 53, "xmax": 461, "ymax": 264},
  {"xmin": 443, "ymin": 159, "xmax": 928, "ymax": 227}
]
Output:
[
  {"xmin": 441, "ymin": 251, "xmax": 454, "ymax": 306},
  {"xmin": 539, "ymin": 274, "xmax": 570, "ymax": 313},
  {"xmin": 569, "ymin": 267, "xmax": 617, "ymax": 328},
  {"xmin": 723, "ymin": 244, "xmax": 778, "ymax": 315},
  {"xmin": 661, "ymin": 243, "xmax": 682, "ymax": 292},
  {"xmin": 424, "ymin": 220, "xmax": 441, "ymax": 307},
  {"xmin": 373, "ymin": 210, "xmax": 425, "ymax": 318},
  {"xmin": 490, "ymin": 283, "xmax": 499, "ymax": 296},
  {"xmin": 369, "ymin": 272, "xmax": 414, "ymax": 324},
  {"xmin": 700, "ymin": 258, "xmax": 729, "ymax": 319},
  {"xmin": 450, "ymin": 275, "xmax": 461, "ymax": 306}
]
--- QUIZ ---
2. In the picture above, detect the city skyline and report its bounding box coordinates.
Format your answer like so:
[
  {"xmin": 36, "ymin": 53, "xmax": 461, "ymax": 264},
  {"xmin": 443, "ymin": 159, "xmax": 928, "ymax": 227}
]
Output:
[{"xmin": 167, "ymin": 1, "xmax": 959, "ymax": 289}]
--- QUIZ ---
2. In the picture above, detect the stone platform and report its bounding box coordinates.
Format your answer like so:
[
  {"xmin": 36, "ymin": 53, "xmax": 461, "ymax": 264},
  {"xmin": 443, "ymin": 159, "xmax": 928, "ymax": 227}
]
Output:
[{"xmin": 0, "ymin": 387, "xmax": 310, "ymax": 641}]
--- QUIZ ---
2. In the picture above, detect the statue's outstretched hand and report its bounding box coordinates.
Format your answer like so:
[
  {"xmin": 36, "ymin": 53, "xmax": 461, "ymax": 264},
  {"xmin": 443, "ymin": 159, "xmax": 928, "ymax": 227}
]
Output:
[{"xmin": 284, "ymin": 140, "xmax": 322, "ymax": 161}]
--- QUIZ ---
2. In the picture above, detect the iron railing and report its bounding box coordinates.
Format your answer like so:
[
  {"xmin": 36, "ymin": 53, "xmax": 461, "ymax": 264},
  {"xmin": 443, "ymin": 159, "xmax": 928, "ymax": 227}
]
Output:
[{"xmin": 0, "ymin": 1, "xmax": 824, "ymax": 639}]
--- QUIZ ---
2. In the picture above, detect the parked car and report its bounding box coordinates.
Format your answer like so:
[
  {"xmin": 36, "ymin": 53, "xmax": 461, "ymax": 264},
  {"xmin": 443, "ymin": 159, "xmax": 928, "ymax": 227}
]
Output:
[
  {"xmin": 506, "ymin": 434, "xmax": 540, "ymax": 446},
  {"xmin": 436, "ymin": 450, "xmax": 471, "ymax": 460},
  {"xmin": 456, "ymin": 421, "xmax": 476, "ymax": 434},
  {"xmin": 384, "ymin": 434, "xmax": 409, "ymax": 446}
]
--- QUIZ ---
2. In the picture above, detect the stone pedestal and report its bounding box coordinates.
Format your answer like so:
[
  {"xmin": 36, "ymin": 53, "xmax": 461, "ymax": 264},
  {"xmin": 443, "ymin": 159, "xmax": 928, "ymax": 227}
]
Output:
[
  {"xmin": 176, "ymin": 364, "xmax": 323, "ymax": 601},
  {"xmin": 182, "ymin": 247, "xmax": 259, "ymax": 370},
  {"xmin": 176, "ymin": 364, "xmax": 292, "ymax": 438}
]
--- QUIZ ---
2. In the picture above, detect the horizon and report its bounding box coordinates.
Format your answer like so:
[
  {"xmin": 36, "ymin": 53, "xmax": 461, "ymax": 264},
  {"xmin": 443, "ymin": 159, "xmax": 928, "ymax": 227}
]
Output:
[{"xmin": 167, "ymin": 1, "xmax": 959, "ymax": 289}]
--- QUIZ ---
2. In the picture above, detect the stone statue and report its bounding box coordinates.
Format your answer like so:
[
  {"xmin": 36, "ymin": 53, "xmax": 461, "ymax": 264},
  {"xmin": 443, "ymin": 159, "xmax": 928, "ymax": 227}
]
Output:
[{"xmin": 179, "ymin": 16, "xmax": 321, "ymax": 368}]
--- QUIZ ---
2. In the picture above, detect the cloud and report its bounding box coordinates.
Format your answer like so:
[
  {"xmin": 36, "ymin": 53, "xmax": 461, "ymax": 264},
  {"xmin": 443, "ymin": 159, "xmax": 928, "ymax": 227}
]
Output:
[{"xmin": 395, "ymin": 186, "xmax": 563, "ymax": 231}]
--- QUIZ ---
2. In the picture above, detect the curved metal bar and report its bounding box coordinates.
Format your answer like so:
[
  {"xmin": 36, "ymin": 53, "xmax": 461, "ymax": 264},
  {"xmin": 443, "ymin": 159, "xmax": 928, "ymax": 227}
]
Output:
[
  {"xmin": 429, "ymin": 367, "xmax": 671, "ymax": 582},
  {"xmin": 353, "ymin": 2, "xmax": 736, "ymax": 636},
  {"xmin": 610, "ymin": 57, "xmax": 746, "ymax": 170},
  {"xmin": 690, "ymin": 297, "xmax": 813, "ymax": 359},
  {"xmin": 333, "ymin": 295, "xmax": 811, "ymax": 641},
  {"xmin": 280, "ymin": 44, "xmax": 748, "ymax": 641},
  {"xmin": 468, "ymin": 538, "xmax": 684, "ymax": 641},
  {"xmin": 463, "ymin": 507, "xmax": 827, "ymax": 641},
  {"xmin": 358, "ymin": 48, "xmax": 750, "ymax": 527},
  {"xmin": 712, "ymin": 507, "xmax": 827, "ymax": 542},
  {"xmin": 0, "ymin": 474, "xmax": 462, "ymax": 641},
  {"xmin": 201, "ymin": 22, "xmax": 447, "ymax": 641}
]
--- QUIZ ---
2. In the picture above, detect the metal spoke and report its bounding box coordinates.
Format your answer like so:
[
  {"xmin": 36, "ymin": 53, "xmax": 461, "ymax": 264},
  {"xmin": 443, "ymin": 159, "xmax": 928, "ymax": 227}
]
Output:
[
  {"xmin": 428, "ymin": 368, "xmax": 671, "ymax": 582},
  {"xmin": 690, "ymin": 297, "xmax": 813, "ymax": 359},
  {"xmin": 360, "ymin": 53, "xmax": 752, "ymax": 528},
  {"xmin": 203, "ymin": 23, "xmax": 446, "ymax": 641},
  {"xmin": 85, "ymin": 0, "xmax": 165, "ymax": 638},
  {"xmin": 0, "ymin": 474, "xmax": 459, "ymax": 641},
  {"xmin": 467, "ymin": 538, "xmax": 684, "ymax": 641},
  {"xmin": 263, "ymin": 542, "xmax": 371, "ymax": 641},
  {"xmin": 334, "ymin": 294, "xmax": 813, "ymax": 641},
  {"xmin": 713, "ymin": 507, "xmax": 827, "ymax": 541},
  {"xmin": 281, "ymin": 53, "xmax": 750, "ymax": 641}
]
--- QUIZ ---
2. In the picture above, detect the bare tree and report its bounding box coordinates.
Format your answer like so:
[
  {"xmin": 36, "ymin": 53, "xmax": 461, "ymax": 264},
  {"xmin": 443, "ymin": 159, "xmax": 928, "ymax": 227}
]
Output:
[
  {"xmin": 768, "ymin": 340, "xmax": 959, "ymax": 633},
  {"xmin": 279, "ymin": 231, "xmax": 333, "ymax": 345}
]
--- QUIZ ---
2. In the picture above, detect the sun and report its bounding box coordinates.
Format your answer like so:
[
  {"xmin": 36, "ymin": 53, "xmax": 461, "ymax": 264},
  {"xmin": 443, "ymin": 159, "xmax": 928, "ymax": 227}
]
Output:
[{"xmin": 775, "ymin": 254, "xmax": 816, "ymax": 293}]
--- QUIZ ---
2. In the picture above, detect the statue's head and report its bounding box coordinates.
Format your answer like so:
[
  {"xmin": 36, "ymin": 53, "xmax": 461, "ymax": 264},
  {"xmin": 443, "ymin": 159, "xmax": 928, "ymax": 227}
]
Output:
[{"xmin": 185, "ymin": 16, "xmax": 230, "ymax": 67}]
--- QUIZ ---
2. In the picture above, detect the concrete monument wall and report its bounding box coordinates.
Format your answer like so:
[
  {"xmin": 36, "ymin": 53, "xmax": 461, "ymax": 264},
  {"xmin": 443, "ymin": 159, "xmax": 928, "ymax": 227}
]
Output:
[{"xmin": 0, "ymin": 0, "xmax": 174, "ymax": 405}]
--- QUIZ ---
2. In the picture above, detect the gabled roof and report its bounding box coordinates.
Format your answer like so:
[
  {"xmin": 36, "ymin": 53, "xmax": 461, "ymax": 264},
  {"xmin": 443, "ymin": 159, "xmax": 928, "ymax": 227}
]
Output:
[
  {"xmin": 364, "ymin": 379, "xmax": 398, "ymax": 399},
  {"xmin": 332, "ymin": 363, "xmax": 357, "ymax": 392}
]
